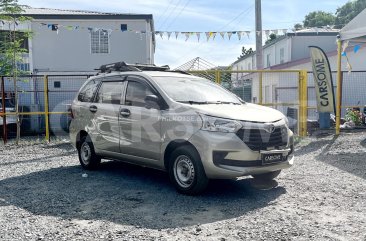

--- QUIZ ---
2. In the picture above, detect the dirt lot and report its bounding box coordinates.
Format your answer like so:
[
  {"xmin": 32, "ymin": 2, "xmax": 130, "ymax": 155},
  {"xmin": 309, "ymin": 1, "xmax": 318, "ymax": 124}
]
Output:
[{"xmin": 0, "ymin": 133, "xmax": 365, "ymax": 240}]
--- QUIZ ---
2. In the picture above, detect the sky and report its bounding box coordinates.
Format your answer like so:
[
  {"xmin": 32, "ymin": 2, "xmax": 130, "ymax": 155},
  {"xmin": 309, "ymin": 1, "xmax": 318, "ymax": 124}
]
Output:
[{"xmin": 19, "ymin": 0, "xmax": 350, "ymax": 68}]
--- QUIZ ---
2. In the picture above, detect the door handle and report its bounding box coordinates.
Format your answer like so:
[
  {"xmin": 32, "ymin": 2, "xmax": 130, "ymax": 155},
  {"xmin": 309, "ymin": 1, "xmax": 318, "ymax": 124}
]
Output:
[
  {"xmin": 120, "ymin": 108, "xmax": 131, "ymax": 117},
  {"xmin": 89, "ymin": 105, "xmax": 98, "ymax": 113}
]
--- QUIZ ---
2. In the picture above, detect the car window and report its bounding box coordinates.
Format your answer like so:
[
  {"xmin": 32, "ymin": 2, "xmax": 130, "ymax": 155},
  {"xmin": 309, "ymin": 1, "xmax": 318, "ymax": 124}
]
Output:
[
  {"xmin": 125, "ymin": 81, "xmax": 154, "ymax": 107},
  {"xmin": 78, "ymin": 78, "xmax": 101, "ymax": 102},
  {"xmin": 96, "ymin": 81, "xmax": 123, "ymax": 104}
]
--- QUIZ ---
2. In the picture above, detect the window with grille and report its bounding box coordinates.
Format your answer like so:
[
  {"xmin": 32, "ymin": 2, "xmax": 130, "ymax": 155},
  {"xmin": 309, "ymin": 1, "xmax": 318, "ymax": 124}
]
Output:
[{"xmin": 91, "ymin": 30, "xmax": 109, "ymax": 54}]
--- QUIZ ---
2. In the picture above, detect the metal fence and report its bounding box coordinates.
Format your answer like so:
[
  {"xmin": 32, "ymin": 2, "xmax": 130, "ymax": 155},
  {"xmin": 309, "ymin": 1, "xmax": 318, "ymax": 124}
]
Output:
[
  {"xmin": 9, "ymin": 70, "xmax": 362, "ymax": 143},
  {"xmin": 1, "ymin": 75, "xmax": 89, "ymax": 143}
]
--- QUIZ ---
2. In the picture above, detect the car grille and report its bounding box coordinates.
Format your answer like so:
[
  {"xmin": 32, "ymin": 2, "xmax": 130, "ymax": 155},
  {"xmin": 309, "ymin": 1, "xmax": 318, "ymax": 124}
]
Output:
[{"xmin": 236, "ymin": 126, "xmax": 288, "ymax": 151}]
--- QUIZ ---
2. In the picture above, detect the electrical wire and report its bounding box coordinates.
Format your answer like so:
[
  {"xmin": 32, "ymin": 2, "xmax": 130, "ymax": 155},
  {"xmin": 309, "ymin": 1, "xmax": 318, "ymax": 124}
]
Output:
[
  {"xmin": 155, "ymin": 0, "xmax": 175, "ymax": 23},
  {"xmin": 164, "ymin": 0, "xmax": 192, "ymax": 30},
  {"xmin": 158, "ymin": 0, "xmax": 185, "ymax": 30}
]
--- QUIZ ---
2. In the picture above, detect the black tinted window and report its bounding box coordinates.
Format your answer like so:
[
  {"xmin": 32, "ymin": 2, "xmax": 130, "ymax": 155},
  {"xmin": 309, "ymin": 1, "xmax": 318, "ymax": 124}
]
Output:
[
  {"xmin": 78, "ymin": 78, "xmax": 100, "ymax": 102},
  {"xmin": 125, "ymin": 81, "xmax": 154, "ymax": 107},
  {"xmin": 96, "ymin": 82, "xmax": 123, "ymax": 104}
]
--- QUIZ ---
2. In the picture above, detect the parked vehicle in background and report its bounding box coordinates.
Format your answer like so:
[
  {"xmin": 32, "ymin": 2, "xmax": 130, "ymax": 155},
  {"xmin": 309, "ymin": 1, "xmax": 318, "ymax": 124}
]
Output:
[
  {"xmin": 0, "ymin": 98, "xmax": 17, "ymax": 136},
  {"xmin": 69, "ymin": 62, "xmax": 295, "ymax": 195}
]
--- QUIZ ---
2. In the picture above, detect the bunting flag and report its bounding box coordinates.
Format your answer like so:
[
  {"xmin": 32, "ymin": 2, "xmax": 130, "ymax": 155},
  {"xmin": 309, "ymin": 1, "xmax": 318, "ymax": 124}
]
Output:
[
  {"xmin": 354, "ymin": 45, "xmax": 361, "ymax": 53},
  {"xmin": 196, "ymin": 32, "xmax": 200, "ymax": 42},
  {"xmin": 237, "ymin": 31, "xmax": 243, "ymax": 40},
  {"xmin": 211, "ymin": 32, "xmax": 217, "ymax": 40},
  {"xmin": 265, "ymin": 30, "xmax": 270, "ymax": 39},
  {"xmin": 37, "ymin": 22, "xmax": 345, "ymax": 43},
  {"xmin": 227, "ymin": 32, "xmax": 233, "ymax": 40},
  {"xmin": 245, "ymin": 31, "xmax": 251, "ymax": 38},
  {"xmin": 159, "ymin": 31, "xmax": 164, "ymax": 39},
  {"xmin": 184, "ymin": 32, "xmax": 190, "ymax": 41},
  {"xmin": 205, "ymin": 32, "xmax": 210, "ymax": 41}
]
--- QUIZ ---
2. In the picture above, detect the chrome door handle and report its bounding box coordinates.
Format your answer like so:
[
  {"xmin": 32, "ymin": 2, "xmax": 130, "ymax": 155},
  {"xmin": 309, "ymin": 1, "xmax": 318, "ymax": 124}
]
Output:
[
  {"xmin": 89, "ymin": 105, "xmax": 97, "ymax": 113},
  {"xmin": 120, "ymin": 108, "xmax": 131, "ymax": 117}
]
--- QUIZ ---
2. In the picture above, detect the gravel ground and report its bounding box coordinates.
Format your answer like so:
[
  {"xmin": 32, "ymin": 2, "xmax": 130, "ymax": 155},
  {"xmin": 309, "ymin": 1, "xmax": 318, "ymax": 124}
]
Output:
[{"xmin": 0, "ymin": 133, "xmax": 366, "ymax": 241}]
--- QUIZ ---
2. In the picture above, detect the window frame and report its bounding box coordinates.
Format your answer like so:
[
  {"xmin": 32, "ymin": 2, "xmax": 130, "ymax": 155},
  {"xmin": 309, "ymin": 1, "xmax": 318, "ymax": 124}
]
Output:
[
  {"xmin": 96, "ymin": 81, "xmax": 124, "ymax": 105},
  {"xmin": 90, "ymin": 29, "xmax": 110, "ymax": 54},
  {"xmin": 124, "ymin": 75, "xmax": 168, "ymax": 109},
  {"xmin": 77, "ymin": 78, "xmax": 102, "ymax": 103}
]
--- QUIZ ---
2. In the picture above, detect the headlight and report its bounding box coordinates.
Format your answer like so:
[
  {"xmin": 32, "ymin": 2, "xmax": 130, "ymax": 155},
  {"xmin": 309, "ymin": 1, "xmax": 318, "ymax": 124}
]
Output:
[
  {"xmin": 284, "ymin": 117, "xmax": 289, "ymax": 127},
  {"xmin": 200, "ymin": 114, "xmax": 242, "ymax": 133}
]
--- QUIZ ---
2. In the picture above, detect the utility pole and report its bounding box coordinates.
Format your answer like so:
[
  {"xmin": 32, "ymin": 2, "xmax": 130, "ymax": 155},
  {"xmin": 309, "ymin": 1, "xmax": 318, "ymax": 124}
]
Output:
[{"xmin": 255, "ymin": 0, "xmax": 263, "ymax": 70}]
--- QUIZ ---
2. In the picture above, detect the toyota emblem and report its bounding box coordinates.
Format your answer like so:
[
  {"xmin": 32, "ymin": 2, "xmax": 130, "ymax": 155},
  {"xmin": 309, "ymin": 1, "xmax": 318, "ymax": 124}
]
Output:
[{"xmin": 264, "ymin": 124, "xmax": 275, "ymax": 133}]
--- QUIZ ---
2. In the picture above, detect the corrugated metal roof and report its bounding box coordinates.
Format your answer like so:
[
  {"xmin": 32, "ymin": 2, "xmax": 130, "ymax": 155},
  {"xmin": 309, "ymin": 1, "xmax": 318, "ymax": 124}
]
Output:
[
  {"xmin": 21, "ymin": 7, "xmax": 153, "ymax": 20},
  {"xmin": 24, "ymin": 7, "xmax": 136, "ymax": 16}
]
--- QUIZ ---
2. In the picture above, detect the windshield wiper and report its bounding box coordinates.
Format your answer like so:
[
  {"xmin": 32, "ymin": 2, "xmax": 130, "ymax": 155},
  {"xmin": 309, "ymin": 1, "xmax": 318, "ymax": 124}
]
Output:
[
  {"xmin": 216, "ymin": 101, "xmax": 241, "ymax": 105},
  {"xmin": 177, "ymin": 100, "xmax": 241, "ymax": 105},
  {"xmin": 177, "ymin": 100, "xmax": 210, "ymax": 105}
]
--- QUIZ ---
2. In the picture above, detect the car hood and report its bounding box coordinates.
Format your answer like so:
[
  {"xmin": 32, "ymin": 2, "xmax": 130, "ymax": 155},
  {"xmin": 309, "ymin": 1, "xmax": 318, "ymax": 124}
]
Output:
[{"xmin": 188, "ymin": 103, "xmax": 285, "ymax": 123}]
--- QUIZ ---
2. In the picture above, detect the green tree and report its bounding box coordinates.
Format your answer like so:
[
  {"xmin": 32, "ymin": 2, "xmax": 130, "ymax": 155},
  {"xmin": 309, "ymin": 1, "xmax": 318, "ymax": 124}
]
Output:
[
  {"xmin": 237, "ymin": 46, "xmax": 254, "ymax": 59},
  {"xmin": 335, "ymin": 0, "xmax": 366, "ymax": 28},
  {"xmin": 0, "ymin": 0, "xmax": 31, "ymax": 143},
  {"xmin": 265, "ymin": 33, "xmax": 277, "ymax": 45},
  {"xmin": 294, "ymin": 23, "xmax": 303, "ymax": 30},
  {"xmin": 303, "ymin": 11, "xmax": 336, "ymax": 28}
]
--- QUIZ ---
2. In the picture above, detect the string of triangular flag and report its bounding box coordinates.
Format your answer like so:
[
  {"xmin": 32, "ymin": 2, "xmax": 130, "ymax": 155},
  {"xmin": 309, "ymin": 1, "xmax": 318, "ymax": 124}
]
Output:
[
  {"xmin": 36, "ymin": 22, "xmax": 293, "ymax": 42},
  {"xmin": 341, "ymin": 40, "xmax": 366, "ymax": 72}
]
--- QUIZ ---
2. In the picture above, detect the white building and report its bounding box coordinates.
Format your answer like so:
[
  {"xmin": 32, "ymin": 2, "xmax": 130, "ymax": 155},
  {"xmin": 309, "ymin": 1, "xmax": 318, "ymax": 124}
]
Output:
[
  {"xmin": 231, "ymin": 29, "xmax": 339, "ymax": 104},
  {"xmin": 1, "ymin": 7, "xmax": 156, "ymax": 134},
  {"xmin": 18, "ymin": 7, "xmax": 155, "ymax": 74},
  {"xmin": 232, "ymin": 28, "xmax": 366, "ymax": 122}
]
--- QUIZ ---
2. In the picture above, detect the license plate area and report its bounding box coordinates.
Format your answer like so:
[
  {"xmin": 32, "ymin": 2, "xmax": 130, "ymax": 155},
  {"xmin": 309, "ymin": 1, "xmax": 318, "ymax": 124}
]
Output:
[{"xmin": 261, "ymin": 153, "xmax": 284, "ymax": 165}]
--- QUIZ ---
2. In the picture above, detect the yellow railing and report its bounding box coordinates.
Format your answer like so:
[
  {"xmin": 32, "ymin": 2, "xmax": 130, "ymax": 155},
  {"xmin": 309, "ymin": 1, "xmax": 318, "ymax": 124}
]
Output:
[{"xmin": 1, "ymin": 71, "xmax": 311, "ymax": 144}]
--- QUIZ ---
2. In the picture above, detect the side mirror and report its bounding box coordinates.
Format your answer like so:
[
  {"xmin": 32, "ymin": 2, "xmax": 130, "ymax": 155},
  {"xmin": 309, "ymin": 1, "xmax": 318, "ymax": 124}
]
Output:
[{"xmin": 145, "ymin": 94, "xmax": 161, "ymax": 109}]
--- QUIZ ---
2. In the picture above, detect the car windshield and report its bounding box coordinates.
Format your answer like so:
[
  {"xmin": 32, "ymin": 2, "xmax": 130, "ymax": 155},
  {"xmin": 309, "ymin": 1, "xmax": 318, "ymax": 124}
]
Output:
[{"xmin": 153, "ymin": 76, "xmax": 242, "ymax": 105}]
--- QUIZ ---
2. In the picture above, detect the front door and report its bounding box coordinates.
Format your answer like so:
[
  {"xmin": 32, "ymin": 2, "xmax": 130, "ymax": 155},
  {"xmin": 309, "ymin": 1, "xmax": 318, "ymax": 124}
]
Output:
[{"xmin": 119, "ymin": 76, "xmax": 162, "ymax": 161}]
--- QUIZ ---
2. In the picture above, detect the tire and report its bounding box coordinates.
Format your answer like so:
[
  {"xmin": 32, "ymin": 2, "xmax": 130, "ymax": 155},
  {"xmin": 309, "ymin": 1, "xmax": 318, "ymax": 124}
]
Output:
[
  {"xmin": 77, "ymin": 135, "xmax": 101, "ymax": 170},
  {"xmin": 168, "ymin": 145, "xmax": 209, "ymax": 195},
  {"xmin": 252, "ymin": 170, "xmax": 281, "ymax": 181}
]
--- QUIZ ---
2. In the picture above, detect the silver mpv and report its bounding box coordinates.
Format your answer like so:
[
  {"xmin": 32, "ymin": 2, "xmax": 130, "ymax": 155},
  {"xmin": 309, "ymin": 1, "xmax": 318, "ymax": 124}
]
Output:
[{"xmin": 70, "ymin": 63, "xmax": 294, "ymax": 195}]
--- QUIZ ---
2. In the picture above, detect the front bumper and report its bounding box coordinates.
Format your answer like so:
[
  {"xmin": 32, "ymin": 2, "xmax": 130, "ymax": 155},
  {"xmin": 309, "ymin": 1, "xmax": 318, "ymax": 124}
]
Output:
[{"xmin": 189, "ymin": 130, "xmax": 294, "ymax": 179}]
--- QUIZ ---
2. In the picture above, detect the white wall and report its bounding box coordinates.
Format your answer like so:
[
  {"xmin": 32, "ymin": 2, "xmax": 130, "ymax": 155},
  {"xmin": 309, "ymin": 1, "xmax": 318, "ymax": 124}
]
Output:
[{"xmin": 30, "ymin": 19, "xmax": 154, "ymax": 73}]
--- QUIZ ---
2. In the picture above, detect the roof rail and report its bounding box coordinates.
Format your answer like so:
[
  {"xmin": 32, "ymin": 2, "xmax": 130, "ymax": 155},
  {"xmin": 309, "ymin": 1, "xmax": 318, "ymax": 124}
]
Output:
[{"xmin": 95, "ymin": 62, "xmax": 171, "ymax": 73}]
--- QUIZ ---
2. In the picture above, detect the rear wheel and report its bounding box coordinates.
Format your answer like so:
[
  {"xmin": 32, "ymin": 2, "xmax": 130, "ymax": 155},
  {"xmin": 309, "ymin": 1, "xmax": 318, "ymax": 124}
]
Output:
[
  {"xmin": 252, "ymin": 170, "xmax": 281, "ymax": 181},
  {"xmin": 168, "ymin": 145, "xmax": 209, "ymax": 195},
  {"xmin": 78, "ymin": 135, "xmax": 101, "ymax": 170}
]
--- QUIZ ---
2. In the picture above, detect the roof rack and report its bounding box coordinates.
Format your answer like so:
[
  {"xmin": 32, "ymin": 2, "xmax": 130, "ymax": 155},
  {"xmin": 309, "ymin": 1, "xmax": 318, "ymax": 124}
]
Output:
[{"xmin": 95, "ymin": 61, "xmax": 171, "ymax": 73}]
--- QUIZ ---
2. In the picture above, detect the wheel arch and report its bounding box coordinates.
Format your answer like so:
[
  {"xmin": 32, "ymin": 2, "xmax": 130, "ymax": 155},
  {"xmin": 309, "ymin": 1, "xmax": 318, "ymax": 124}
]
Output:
[
  {"xmin": 163, "ymin": 139, "xmax": 201, "ymax": 170},
  {"xmin": 76, "ymin": 130, "xmax": 88, "ymax": 150}
]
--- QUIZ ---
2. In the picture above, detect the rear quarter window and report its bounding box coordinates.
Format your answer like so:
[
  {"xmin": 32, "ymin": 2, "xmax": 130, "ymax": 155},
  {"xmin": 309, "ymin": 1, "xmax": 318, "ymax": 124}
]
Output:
[{"xmin": 78, "ymin": 78, "xmax": 101, "ymax": 102}]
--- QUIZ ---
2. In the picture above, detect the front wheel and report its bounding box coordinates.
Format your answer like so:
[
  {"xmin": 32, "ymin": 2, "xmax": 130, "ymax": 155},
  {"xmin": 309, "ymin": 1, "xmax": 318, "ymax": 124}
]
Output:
[
  {"xmin": 252, "ymin": 170, "xmax": 281, "ymax": 181},
  {"xmin": 169, "ymin": 146, "xmax": 209, "ymax": 195},
  {"xmin": 78, "ymin": 135, "xmax": 101, "ymax": 170}
]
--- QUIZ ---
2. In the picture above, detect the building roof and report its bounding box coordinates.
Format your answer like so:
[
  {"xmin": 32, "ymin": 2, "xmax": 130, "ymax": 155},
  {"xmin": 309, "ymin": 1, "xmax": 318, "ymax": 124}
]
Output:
[{"xmin": 22, "ymin": 7, "xmax": 153, "ymax": 20}]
